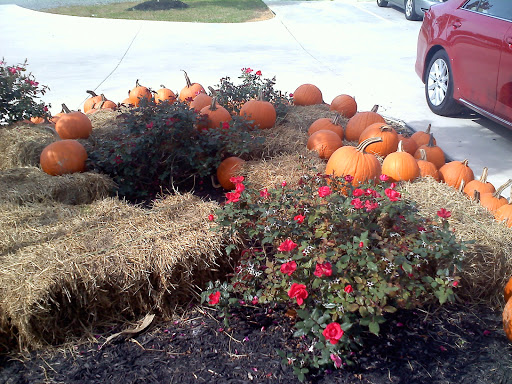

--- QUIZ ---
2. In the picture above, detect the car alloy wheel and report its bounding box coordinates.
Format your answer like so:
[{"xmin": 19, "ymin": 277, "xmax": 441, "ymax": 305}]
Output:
[
  {"xmin": 425, "ymin": 50, "xmax": 463, "ymax": 116},
  {"xmin": 404, "ymin": 0, "xmax": 420, "ymax": 20}
]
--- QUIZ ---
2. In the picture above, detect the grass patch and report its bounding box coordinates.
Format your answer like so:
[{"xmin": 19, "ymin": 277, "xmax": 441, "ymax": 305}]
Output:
[{"xmin": 42, "ymin": 0, "xmax": 274, "ymax": 23}]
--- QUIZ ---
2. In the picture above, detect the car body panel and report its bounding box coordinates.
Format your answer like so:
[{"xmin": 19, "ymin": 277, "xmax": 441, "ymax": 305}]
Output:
[{"xmin": 415, "ymin": 0, "xmax": 512, "ymax": 129}]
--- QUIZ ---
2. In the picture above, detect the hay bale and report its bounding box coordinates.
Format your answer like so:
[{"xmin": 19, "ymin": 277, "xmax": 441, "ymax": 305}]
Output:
[
  {"xmin": 400, "ymin": 177, "xmax": 512, "ymax": 307},
  {"xmin": 0, "ymin": 123, "xmax": 57, "ymax": 169},
  {"xmin": 242, "ymin": 152, "xmax": 325, "ymax": 190},
  {"xmin": 0, "ymin": 167, "xmax": 116, "ymax": 205},
  {"xmin": 0, "ymin": 193, "xmax": 240, "ymax": 349}
]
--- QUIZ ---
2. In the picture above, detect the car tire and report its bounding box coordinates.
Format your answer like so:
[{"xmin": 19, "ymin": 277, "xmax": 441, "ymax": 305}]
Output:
[
  {"xmin": 404, "ymin": 0, "xmax": 421, "ymax": 20},
  {"xmin": 377, "ymin": 0, "xmax": 389, "ymax": 6},
  {"xmin": 424, "ymin": 50, "xmax": 463, "ymax": 116}
]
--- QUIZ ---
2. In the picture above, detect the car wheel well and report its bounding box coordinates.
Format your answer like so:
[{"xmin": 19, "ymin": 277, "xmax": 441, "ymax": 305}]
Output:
[{"xmin": 422, "ymin": 46, "xmax": 445, "ymax": 83}]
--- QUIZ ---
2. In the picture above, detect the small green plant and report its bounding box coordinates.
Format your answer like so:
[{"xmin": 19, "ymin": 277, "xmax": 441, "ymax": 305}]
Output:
[
  {"xmin": 0, "ymin": 58, "xmax": 50, "ymax": 125},
  {"xmin": 88, "ymin": 98, "xmax": 263, "ymax": 202},
  {"xmin": 203, "ymin": 170, "xmax": 466, "ymax": 381},
  {"xmin": 214, "ymin": 68, "xmax": 291, "ymax": 117}
]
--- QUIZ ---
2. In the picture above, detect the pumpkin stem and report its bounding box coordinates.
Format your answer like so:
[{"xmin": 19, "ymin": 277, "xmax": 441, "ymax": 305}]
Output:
[
  {"xmin": 86, "ymin": 90, "xmax": 98, "ymax": 98},
  {"xmin": 332, "ymin": 114, "xmax": 343, "ymax": 126},
  {"xmin": 479, "ymin": 167, "xmax": 489, "ymax": 183},
  {"xmin": 371, "ymin": 104, "xmax": 379, "ymax": 113},
  {"xmin": 182, "ymin": 70, "xmax": 192, "ymax": 88},
  {"xmin": 397, "ymin": 140, "xmax": 405, "ymax": 153},
  {"xmin": 461, "ymin": 159, "xmax": 469, "ymax": 167},
  {"xmin": 211, "ymin": 175, "xmax": 222, "ymax": 189},
  {"xmin": 357, "ymin": 137, "xmax": 383, "ymax": 152},
  {"xmin": 425, "ymin": 123, "xmax": 432, "ymax": 134},
  {"xmin": 135, "ymin": 79, "xmax": 141, "ymax": 87},
  {"xmin": 209, "ymin": 96, "xmax": 218, "ymax": 111},
  {"xmin": 458, "ymin": 178, "xmax": 465, "ymax": 193},
  {"xmin": 379, "ymin": 124, "xmax": 394, "ymax": 133},
  {"xmin": 160, "ymin": 84, "xmax": 167, "ymax": 89},
  {"xmin": 473, "ymin": 190, "xmax": 480, "ymax": 203},
  {"xmin": 208, "ymin": 86, "xmax": 217, "ymax": 96},
  {"xmin": 419, "ymin": 148, "xmax": 427, "ymax": 161},
  {"xmin": 257, "ymin": 88, "xmax": 266, "ymax": 101},
  {"xmin": 427, "ymin": 133, "xmax": 436, "ymax": 147},
  {"xmin": 61, "ymin": 103, "xmax": 71, "ymax": 113},
  {"xmin": 494, "ymin": 179, "xmax": 512, "ymax": 198}
]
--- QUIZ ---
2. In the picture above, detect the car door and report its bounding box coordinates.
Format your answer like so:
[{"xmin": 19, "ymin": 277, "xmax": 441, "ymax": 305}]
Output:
[
  {"xmin": 445, "ymin": 0, "xmax": 509, "ymax": 112},
  {"xmin": 495, "ymin": 18, "xmax": 512, "ymax": 122}
]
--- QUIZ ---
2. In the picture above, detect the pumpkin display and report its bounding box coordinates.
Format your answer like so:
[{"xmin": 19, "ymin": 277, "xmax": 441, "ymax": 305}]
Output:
[
  {"xmin": 503, "ymin": 296, "xmax": 512, "ymax": 342},
  {"xmin": 307, "ymin": 130, "xmax": 343, "ymax": 160},
  {"xmin": 190, "ymin": 92, "xmax": 213, "ymax": 111},
  {"xmin": 325, "ymin": 137, "xmax": 382, "ymax": 186},
  {"xmin": 217, "ymin": 156, "xmax": 245, "ymax": 190},
  {"xmin": 179, "ymin": 70, "xmax": 205, "ymax": 103},
  {"xmin": 49, "ymin": 112, "xmax": 64, "ymax": 125},
  {"xmin": 329, "ymin": 94, "xmax": 357, "ymax": 118},
  {"xmin": 438, "ymin": 159, "xmax": 474, "ymax": 189},
  {"xmin": 397, "ymin": 133, "xmax": 419, "ymax": 156},
  {"xmin": 200, "ymin": 97, "xmax": 231, "ymax": 129},
  {"xmin": 505, "ymin": 276, "xmax": 512, "ymax": 303},
  {"xmin": 129, "ymin": 80, "xmax": 151, "ymax": 106},
  {"xmin": 154, "ymin": 85, "xmax": 176, "ymax": 104},
  {"xmin": 463, "ymin": 167, "xmax": 495, "ymax": 199},
  {"xmin": 55, "ymin": 104, "xmax": 93, "ymax": 140},
  {"xmin": 494, "ymin": 190, "xmax": 512, "ymax": 228},
  {"xmin": 307, "ymin": 114, "xmax": 344, "ymax": 140},
  {"xmin": 414, "ymin": 133, "xmax": 445, "ymax": 169},
  {"xmin": 416, "ymin": 149, "xmax": 440, "ymax": 181},
  {"xmin": 40, "ymin": 139, "xmax": 88, "ymax": 176},
  {"xmin": 86, "ymin": 94, "xmax": 117, "ymax": 114},
  {"xmin": 480, "ymin": 179, "xmax": 512, "ymax": 213},
  {"xmin": 345, "ymin": 105, "xmax": 385, "ymax": 142},
  {"xmin": 83, "ymin": 90, "xmax": 103, "ymax": 114},
  {"xmin": 411, "ymin": 123, "xmax": 436, "ymax": 147},
  {"xmin": 358, "ymin": 123, "xmax": 399, "ymax": 157},
  {"xmin": 292, "ymin": 84, "xmax": 323, "ymax": 106},
  {"xmin": 381, "ymin": 140, "xmax": 420, "ymax": 182},
  {"xmin": 239, "ymin": 89, "xmax": 276, "ymax": 129}
]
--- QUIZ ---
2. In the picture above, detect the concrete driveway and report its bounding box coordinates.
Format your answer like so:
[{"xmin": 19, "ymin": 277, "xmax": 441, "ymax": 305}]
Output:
[{"xmin": 1, "ymin": 0, "xmax": 511, "ymax": 190}]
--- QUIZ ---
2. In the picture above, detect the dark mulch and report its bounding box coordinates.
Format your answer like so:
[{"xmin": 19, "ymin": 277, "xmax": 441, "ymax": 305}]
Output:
[
  {"xmin": 127, "ymin": 0, "xmax": 189, "ymax": 11},
  {"xmin": 1, "ymin": 302, "xmax": 511, "ymax": 384}
]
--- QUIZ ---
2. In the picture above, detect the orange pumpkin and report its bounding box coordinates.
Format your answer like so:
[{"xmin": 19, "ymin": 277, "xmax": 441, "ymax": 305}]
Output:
[
  {"xmin": 30, "ymin": 116, "xmax": 46, "ymax": 124},
  {"xmin": 345, "ymin": 105, "xmax": 385, "ymax": 142},
  {"xmin": 397, "ymin": 134, "xmax": 419, "ymax": 156},
  {"xmin": 503, "ymin": 296, "xmax": 512, "ymax": 342},
  {"xmin": 358, "ymin": 123, "xmax": 399, "ymax": 157},
  {"xmin": 307, "ymin": 130, "xmax": 343, "ymax": 160},
  {"xmin": 494, "ymin": 190, "xmax": 512, "ymax": 227},
  {"xmin": 480, "ymin": 179, "xmax": 512, "ymax": 213},
  {"xmin": 411, "ymin": 123, "xmax": 437, "ymax": 147},
  {"xmin": 40, "ymin": 139, "xmax": 88, "ymax": 176},
  {"xmin": 414, "ymin": 133, "xmax": 445, "ymax": 169},
  {"xmin": 83, "ymin": 90, "xmax": 103, "ymax": 114},
  {"xmin": 190, "ymin": 92, "xmax": 213, "ymax": 112},
  {"xmin": 217, "ymin": 156, "xmax": 245, "ymax": 190},
  {"xmin": 416, "ymin": 149, "xmax": 440, "ymax": 181},
  {"xmin": 129, "ymin": 80, "xmax": 151, "ymax": 106},
  {"xmin": 308, "ymin": 114, "xmax": 344, "ymax": 140},
  {"xmin": 329, "ymin": 94, "xmax": 357, "ymax": 118},
  {"xmin": 505, "ymin": 276, "xmax": 512, "ymax": 303},
  {"xmin": 325, "ymin": 137, "xmax": 382, "ymax": 186},
  {"xmin": 439, "ymin": 159, "xmax": 474, "ymax": 189},
  {"xmin": 292, "ymin": 84, "xmax": 323, "ymax": 106},
  {"xmin": 55, "ymin": 104, "xmax": 93, "ymax": 139},
  {"xmin": 381, "ymin": 140, "xmax": 420, "ymax": 182},
  {"xmin": 239, "ymin": 90, "xmax": 276, "ymax": 129},
  {"xmin": 463, "ymin": 167, "xmax": 495, "ymax": 199},
  {"xmin": 179, "ymin": 70, "xmax": 205, "ymax": 103},
  {"xmin": 200, "ymin": 97, "xmax": 231, "ymax": 129},
  {"xmin": 154, "ymin": 85, "xmax": 176, "ymax": 104},
  {"xmin": 86, "ymin": 94, "xmax": 117, "ymax": 114}
]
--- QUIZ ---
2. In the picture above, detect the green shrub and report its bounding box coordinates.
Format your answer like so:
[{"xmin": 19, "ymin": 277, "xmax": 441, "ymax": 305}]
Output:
[
  {"xmin": 0, "ymin": 58, "xmax": 50, "ymax": 125},
  {"xmin": 203, "ymin": 171, "xmax": 467, "ymax": 381}
]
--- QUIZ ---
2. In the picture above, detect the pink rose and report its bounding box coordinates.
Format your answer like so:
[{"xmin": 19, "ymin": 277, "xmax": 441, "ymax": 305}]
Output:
[
  {"xmin": 323, "ymin": 322, "xmax": 344, "ymax": 344},
  {"xmin": 229, "ymin": 176, "xmax": 245, "ymax": 184},
  {"xmin": 208, "ymin": 291, "xmax": 221, "ymax": 305},
  {"xmin": 225, "ymin": 191, "xmax": 241, "ymax": 203},
  {"xmin": 280, "ymin": 260, "xmax": 297, "ymax": 276},
  {"xmin": 379, "ymin": 174, "xmax": 389, "ymax": 181},
  {"xmin": 352, "ymin": 188, "xmax": 364, "ymax": 197},
  {"xmin": 235, "ymin": 183, "xmax": 245, "ymax": 193},
  {"xmin": 318, "ymin": 186, "xmax": 332, "ymax": 198},
  {"xmin": 288, "ymin": 283, "xmax": 308, "ymax": 305}
]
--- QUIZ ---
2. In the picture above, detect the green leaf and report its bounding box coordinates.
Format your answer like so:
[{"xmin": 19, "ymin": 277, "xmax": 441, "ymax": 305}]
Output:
[
  {"xmin": 368, "ymin": 320, "xmax": 380, "ymax": 335},
  {"xmin": 383, "ymin": 305, "xmax": 397, "ymax": 313}
]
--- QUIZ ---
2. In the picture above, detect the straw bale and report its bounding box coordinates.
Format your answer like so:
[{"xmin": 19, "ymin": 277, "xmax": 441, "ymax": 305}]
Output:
[
  {"xmin": 400, "ymin": 177, "xmax": 512, "ymax": 307},
  {"xmin": 0, "ymin": 193, "xmax": 240, "ymax": 349},
  {"xmin": 242, "ymin": 152, "xmax": 325, "ymax": 191},
  {"xmin": 0, "ymin": 167, "xmax": 116, "ymax": 205},
  {"xmin": 0, "ymin": 123, "xmax": 57, "ymax": 169}
]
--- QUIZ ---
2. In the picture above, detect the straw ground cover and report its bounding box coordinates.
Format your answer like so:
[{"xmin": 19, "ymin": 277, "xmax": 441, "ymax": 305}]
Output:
[
  {"xmin": 42, "ymin": 0, "xmax": 274, "ymax": 23},
  {"xmin": 0, "ymin": 105, "xmax": 512, "ymax": 383}
]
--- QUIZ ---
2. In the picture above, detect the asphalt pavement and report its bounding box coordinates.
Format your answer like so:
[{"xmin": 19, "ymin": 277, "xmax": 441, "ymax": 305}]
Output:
[{"xmin": 1, "ymin": 0, "xmax": 511, "ymax": 191}]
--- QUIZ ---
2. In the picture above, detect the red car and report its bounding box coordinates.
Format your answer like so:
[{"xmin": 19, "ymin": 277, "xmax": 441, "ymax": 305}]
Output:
[{"xmin": 415, "ymin": 0, "xmax": 512, "ymax": 129}]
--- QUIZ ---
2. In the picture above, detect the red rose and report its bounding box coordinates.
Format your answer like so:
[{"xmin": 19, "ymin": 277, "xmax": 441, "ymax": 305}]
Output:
[
  {"xmin": 278, "ymin": 239, "xmax": 298, "ymax": 252},
  {"xmin": 280, "ymin": 260, "xmax": 297, "ymax": 276},
  {"xmin": 437, "ymin": 208, "xmax": 451, "ymax": 219},
  {"xmin": 322, "ymin": 322, "xmax": 344, "ymax": 344},
  {"xmin": 344, "ymin": 285, "xmax": 353, "ymax": 294},
  {"xmin": 208, "ymin": 291, "xmax": 221, "ymax": 305},
  {"xmin": 208, "ymin": 214, "xmax": 215, "ymax": 221},
  {"xmin": 318, "ymin": 186, "xmax": 332, "ymax": 198},
  {"xmin": 229, "ymin": 176, "xmax": 245, "ymax": 184},
  {"xmin": 352, "ymin": 188, "xmax": 364, "ymax": 197},
  {"xmin": 314, "ymin": 262, "xmax": 332, "ymax": 277},
  {"xmin": 260, "ymin": 188, "xmax": 270, "ymax": 198},
  {"xmin": 225, "ymin": 191, "xmax": 241, "ymax": 203},
  {"xmin": 288, "ymin": 283, "xmax": 308, "ymax": 305},
  {"xmin": 294, "ymin": 214, "xmax": 305, "ymax": 224},
  {"xmin": 235, "ymin": 183, "xmax": 245, "ymax": 193},
  {"xmin": 379, "ymin": 174, "xmax": 389, "ymax": 181}
]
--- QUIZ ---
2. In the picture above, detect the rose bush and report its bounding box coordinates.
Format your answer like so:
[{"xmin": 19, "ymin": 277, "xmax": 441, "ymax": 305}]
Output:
[{"xmin": 203, "ymin": 171, "xmax": 467, "ymax": 381}]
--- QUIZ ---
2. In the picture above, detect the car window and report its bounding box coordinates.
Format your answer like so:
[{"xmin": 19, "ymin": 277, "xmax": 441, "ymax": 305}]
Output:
[{"xmin": 463, "ymin": 0, "xmax": 512, "ymax": 21}]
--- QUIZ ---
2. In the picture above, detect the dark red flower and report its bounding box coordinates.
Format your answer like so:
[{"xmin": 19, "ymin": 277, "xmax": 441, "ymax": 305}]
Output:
[
  {"xmin": 322, "ymin": 322, "xmax": 344, "ymax": 344},
  {"xmin": 208, "ymin": 291, "xmax": 221, "ymax": 305}
]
